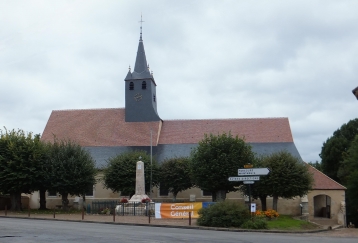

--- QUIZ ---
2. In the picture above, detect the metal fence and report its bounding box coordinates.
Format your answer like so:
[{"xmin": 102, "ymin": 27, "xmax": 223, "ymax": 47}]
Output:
[
  {"xmin": 89, "ymin": 201, "xmax": 154, "ymax": 216},
  {"xmin": 90, "ymin": 200, "xmax": 118, "ymax": 214}
]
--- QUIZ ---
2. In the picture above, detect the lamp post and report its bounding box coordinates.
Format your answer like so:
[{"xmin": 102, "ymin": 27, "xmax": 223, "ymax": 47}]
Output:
[{"xmin": 150, "ymin": 129, "xmax": 153, "ymax": 199}]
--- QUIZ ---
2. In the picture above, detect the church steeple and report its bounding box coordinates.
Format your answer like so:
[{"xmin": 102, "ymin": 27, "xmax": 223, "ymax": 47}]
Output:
[
  {"xmin": 134, "ymin": 15, "xmax": 148, "ymax": 74},
  {"xmin": 124, "ymin": 17, "xmax": 160, "ymax": 122}
]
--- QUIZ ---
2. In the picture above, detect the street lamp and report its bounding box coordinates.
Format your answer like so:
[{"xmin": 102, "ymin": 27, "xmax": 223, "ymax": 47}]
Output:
[
  {"xmin": 352, "ymin": 86, "xmax": 358, "ymax": 100},
  {"xmin": 150, "ymin": 129, "xmax": 153, "ymax": 199}
]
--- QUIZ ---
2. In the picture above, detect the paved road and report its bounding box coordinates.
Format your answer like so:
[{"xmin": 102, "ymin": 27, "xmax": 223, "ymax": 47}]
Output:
[{"xmin": 0, "ymin": 218, "xmax": 356, "ymax": 243}]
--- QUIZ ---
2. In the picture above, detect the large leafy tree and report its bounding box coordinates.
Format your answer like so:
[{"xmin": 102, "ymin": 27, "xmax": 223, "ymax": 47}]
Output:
[
  {"xmin": 160, "ymin": 157, "xmax": 194, "ymax": 201},
  {"xmin": 102, "ymin": 151, "xmax": 160, "ymax": 197},
  {"xmin": 190, "ymin": 133, "xmax": 255, "ymax": 202},
  {"xmin": 0, "ymin": 128, "xmax": 46, "ymax": 210},
  {"xmin": 47, "ymin": 139, "xmax": 97, "ymax": 210},
  {"xmin": 338, "ymin": 135, "xmax": 358, "ymax": 226},
  {"xmin": 239, "ymin": 152, "xmax": 313, "ymax": 211},
  {"xmin": 258, "ymin": 151, "xmax": 313, "ymax": 211},
  {"xmin": 320, "ymin": 118, "xmax": 358, "ymax": 183}
]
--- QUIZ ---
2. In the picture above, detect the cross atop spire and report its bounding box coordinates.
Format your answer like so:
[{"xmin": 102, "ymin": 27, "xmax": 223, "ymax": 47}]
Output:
[{"xmin": 139, "ymin": 14, "xmax": 144, "ymax": 41}]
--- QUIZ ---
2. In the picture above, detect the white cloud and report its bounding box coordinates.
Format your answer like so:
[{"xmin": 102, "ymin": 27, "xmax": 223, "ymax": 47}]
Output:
[{"xmin": 1, "ymin": 0, "xmax": 358, "ymax": 163}]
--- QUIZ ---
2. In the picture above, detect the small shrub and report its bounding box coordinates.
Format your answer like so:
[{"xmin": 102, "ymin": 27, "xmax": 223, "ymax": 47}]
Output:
[
  {"xmin": 241, "ymin": 218, "xmax": 268, "ymax": 229},
  {"xmin": 120, "ymin": 198, "xmax": 128, "ymax": 203},
  {"xmin": 197, "ymin": 201, "xmax": 250, "ymax": 228}
]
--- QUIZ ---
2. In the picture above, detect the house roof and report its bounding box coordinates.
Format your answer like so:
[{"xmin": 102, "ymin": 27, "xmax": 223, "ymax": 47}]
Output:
[
  {"xmin": 41, "ymin": 108, "xmax": 161, "ymax": 146},
  {"xmin": 308, "ymin": 164, "xmax": 346, "ymax": 190},
  {"xmin": 42, "ymin": 108, "xmax": 294, "ymax": 147},
  {"xmin": 159, "ymin": 118, "xmax": 294, "ymax": 144}
]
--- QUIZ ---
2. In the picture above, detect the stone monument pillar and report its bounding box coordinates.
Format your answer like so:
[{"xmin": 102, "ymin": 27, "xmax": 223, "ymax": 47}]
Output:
[{"xmin": 129, "ymin": 160, "xmax": 150, "ymax": 202}]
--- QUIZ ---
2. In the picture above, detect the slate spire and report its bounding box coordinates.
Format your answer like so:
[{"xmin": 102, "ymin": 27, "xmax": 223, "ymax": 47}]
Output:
[
  {"xmin": 133, "ymin": 37, "xmax": 148, "ymax": 73},
  {"xmin": 126, "ymin": 15, "xmax": 152, "ymax": 80},
  {"xmin": 134, "ymin": 15, "xmax": 149, "ymax": 74}
]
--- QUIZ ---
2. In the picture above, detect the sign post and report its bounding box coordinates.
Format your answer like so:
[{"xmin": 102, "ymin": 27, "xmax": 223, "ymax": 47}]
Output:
[{"xmin": 228, "ymin": 165, "xmax": 270, "ymax": 212}]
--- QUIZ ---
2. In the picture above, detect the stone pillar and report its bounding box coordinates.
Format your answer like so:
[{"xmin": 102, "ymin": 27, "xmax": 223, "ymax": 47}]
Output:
[
  {"xmin": 300, "ymin": 195, "xmax": 309, "ymax": 220},
  {"xmin": 129, "ymin": 161, "xmax": 149, "ymax": 202},
  {"xmin": 337, "ymin": 201, "xmax": 346, "ymax": 226},
  {"xmin": 135, "ymin": 161, "xmax": 145, "ymax": 195}
]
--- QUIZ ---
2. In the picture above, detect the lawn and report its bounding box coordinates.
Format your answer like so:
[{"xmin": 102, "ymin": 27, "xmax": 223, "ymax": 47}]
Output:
[{"xmin": 266, "ymin": 215, "xmax": 320, "ymax": 230}]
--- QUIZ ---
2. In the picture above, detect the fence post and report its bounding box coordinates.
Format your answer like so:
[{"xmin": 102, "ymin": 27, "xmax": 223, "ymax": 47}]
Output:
[
  {"xmin": 148, "ymin": 208, "xmax": 151, "ymax": 224},
  {"xmin": 189, "ymin": 212, "xmax": 191, "ymax": 226},
  {"xmin": 28, "ymin": 205, "xmax": 30, "ymax": 217},
  {"xmin": 5, "ymin": 205, "xmax": 7, "ymax": 216},
  {"xmin": 82, "ymin": 206, "xmax": 84, "ymax": 220},
  {"xmin": 113, "ymin": 207, "xmax": 115, "ymax": 222},
  {"xmin": 53, "ymin": 208, "xmax": 55, "ymax": 218}
]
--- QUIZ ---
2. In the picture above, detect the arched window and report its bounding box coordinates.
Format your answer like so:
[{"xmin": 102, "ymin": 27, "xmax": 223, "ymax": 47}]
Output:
[
  {"xmin": 142, "ymin": 81, "xmax": 146, "ymax": 89},
  {"xmin": 129, "ymin": 82, "xmax": 134, "ymax": 90}
]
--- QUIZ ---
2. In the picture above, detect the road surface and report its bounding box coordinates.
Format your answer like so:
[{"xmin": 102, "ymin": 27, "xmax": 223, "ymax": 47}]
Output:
[{"xmin": 0, "ymin": 218, "xmax": 356, "ymax": 243}]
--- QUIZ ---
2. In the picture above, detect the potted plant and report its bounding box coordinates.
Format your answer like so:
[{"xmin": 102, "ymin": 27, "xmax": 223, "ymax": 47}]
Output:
[
  {"xmin": 141, "ymin": 197, "xmax": 151, "ymax": 203},
  {"xmin": 120, "ymin": 198, "xmax": 128, "ymax": 203}
]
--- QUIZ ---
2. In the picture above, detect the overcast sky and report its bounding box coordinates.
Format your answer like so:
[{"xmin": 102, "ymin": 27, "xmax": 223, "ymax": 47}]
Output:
[{"xmin": 1, "ymin": 0, "xmax": 357, "ymax": 163}]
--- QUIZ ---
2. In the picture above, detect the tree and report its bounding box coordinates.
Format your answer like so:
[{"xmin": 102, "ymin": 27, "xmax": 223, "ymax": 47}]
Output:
[
  {"xmin": 160, "ymin": 157, "xmax": 194, "ymax": 201},
  {"xmin": 47, "ymin": 139, "xmax": 97, "ymax": 210},
  {"xmin": 338, "ymin": 135, "xmax": 358, "ymax": 226},
  {"xmin": 320, "ymin": 118, "xmax": 358, "ymax": 183},
  {"xmin": 0, "ymin": 128, "xmax": 46, "ymax": 210},
  {"xmin": 190, "ymin": 133, "xmax": 255, "ymax": 202},
  {"xmin": 102, "ymin": 151, "xmax": 160, "ymax": 196},
  {"xmin": 308, "ymin": 161, "xmax": 322, "ymax": 171},
  {"xmin": 37, "ymin": 142, "xmax": 55, "ymax": 210},
  {"xmin": 260, "ymin": 151, "xmax": 313, "ymax": 211}
]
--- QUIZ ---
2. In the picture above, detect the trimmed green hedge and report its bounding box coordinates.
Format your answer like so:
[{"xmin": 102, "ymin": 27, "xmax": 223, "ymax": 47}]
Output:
[{"xmin": 197, "ymin": 201, "xmax": 250, "ymax": 228}]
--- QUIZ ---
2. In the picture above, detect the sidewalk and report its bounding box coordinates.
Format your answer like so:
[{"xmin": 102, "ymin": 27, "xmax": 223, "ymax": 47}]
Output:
[{"xmin": 1, "ymin": 211, "xmax": 196, "ymax": 227}]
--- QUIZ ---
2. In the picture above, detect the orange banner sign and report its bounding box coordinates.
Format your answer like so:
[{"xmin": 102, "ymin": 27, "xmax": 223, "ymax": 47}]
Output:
[{"xmin": 155, "ymin": 202, "xmax": 203, "ymax": 219}]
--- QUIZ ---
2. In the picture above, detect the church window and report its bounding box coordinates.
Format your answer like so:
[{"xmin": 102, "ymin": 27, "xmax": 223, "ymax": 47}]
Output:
[
  {"xmin": 153, "ymin": 95, "xmax": 156, "ymax": 102},
  {"xmin": 48, "ymin": 190, "xmax": 57, "ymax": 197},
  {"xmin": 159, "ymin": 183, "xmax": 169, "ymax": 196},
  {"xmin": 142, "ymin": 81, "xmax": 147, "ymax": 89},
  {"xmin": 129, "ymin": 82, "xmax": 134, "ymax": 90},
  {"xmin": 85, "ymin": 184, "xmax": 94, "ymax": 197}
]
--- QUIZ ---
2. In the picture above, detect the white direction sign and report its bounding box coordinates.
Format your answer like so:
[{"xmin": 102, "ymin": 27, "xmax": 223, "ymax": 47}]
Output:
[
  {"xmin": 238, "ymin": 168, "xmax": 270, "ymax": 176},
  {"xmin": 228, "ymin": 176, "xmax": 260, "ymax": 181},
  {"xmin": 243, "ymin": 181, "xmax": 255, "ymax": 184}
]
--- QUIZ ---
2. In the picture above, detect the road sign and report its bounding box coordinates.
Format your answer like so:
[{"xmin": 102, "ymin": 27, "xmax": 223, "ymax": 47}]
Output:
[
  {"xmin": 238, "ymin": 168, "xmax": 270, "ymax": 176},
  {"xmin": 228, "ymin": 176, "xmax": 260, "ymax": 181},
  {"xmin": 243, "ymin": 181, "xmax": 254, "ymax": 184}
]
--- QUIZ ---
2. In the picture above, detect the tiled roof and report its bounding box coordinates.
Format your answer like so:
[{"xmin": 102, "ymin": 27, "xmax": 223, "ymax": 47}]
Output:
[
  {"xmin": 308, "ymin": 164, "xmax": 346, "ymax": 190},
  {"xmin": 41, "ymin": 109, "xmax": 294, "ymax": 146},
  {"xmin": 158, "ymin": 118, "xmax": 294, "ymax": 144},
  {"xmin": 41, "ymin": 108, "xmax": 161, "ymax": 146}
]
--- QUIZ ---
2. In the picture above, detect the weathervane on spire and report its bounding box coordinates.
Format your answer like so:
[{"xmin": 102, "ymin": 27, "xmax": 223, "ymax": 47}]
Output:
[{"xmin": 139, "ymin": 14, "xmax": 144, "ymax": 41}]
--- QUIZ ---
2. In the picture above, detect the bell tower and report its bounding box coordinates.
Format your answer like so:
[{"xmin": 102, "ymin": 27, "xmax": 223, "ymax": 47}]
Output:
[{"xmin": 124, "ymin": 17, "xmax": 160, "ymax": 122}]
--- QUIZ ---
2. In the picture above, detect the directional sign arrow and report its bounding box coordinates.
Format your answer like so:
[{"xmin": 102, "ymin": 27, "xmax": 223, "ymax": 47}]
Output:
[
  {"xmin": 238, "ymin": 168, "xmax": 270, "ymax": 176},
  {"xmin": 243, "ymin": 181, "xmax": 255, "ymax": 184},
  {"xmin": 228, "ymin": 176, "xmax": 260, "ymax": 181}
]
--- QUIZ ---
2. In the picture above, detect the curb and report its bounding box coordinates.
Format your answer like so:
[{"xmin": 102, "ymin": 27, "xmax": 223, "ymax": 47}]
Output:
[{"xmin": 0, "ymin": 215, "xmax": 330, "ymax": 234}]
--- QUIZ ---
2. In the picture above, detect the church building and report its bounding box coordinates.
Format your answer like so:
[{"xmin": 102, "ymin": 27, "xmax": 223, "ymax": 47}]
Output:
[{"xmin": 40, "ymin": 25, "xmax": 345, "ymax": 224}]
